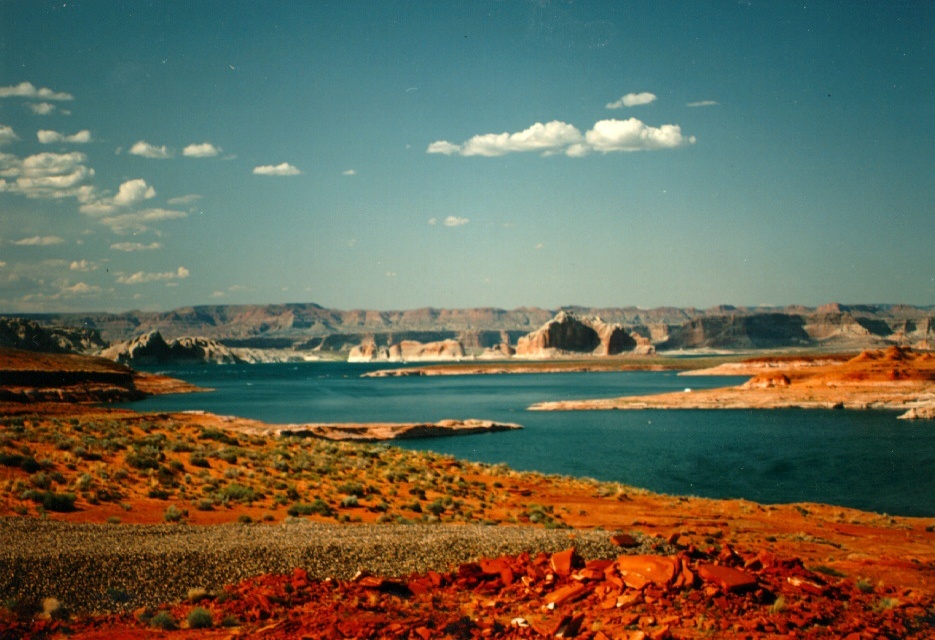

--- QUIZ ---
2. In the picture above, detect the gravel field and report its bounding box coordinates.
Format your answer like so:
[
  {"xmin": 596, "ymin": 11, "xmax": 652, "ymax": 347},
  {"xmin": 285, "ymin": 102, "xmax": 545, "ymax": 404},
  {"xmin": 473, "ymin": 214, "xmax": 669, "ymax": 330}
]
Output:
[{"xmin": 0, "ymin": 518, "xmax": 662, "ymax": 614}]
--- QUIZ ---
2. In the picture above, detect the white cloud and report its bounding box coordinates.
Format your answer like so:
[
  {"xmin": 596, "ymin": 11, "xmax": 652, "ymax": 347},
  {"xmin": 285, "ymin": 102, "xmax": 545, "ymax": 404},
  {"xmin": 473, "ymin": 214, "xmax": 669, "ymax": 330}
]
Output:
[
  {"xmin": 79, "ymin": 178, "xmax": 155, "ymax": 216},
  {"xmin": 583, "ymin": 118, "xmax": 695, "ymax": 153},
  {"xmin": 2, "ymin": 152, "xmax": 95, "ymax": 199},
  {"xmin": 342, "ymin": 169, "xmax": 357, "ymax": 176},
  {"xmin": 110, "ymin": 241, "xmax": 163, "ymax": 252},
  {"xmin": 129, "ymin": 140, "xmax": 173, "ymax": 159},
  {"xmin": 427, "ymin": 217, "xmax": 437, "ymax": 225},
  {"xmin": 606, "ymin": 92, "xmax": 658, "ymax": 109},
  {"xmin": 253, "ymin": 162, "xmax": 301, "ymax": 176},
  {"xmin": 443, "ymin": 216, "xmax": 469, "ymax": 227},
  {"xmin": 99, "ymin": 207, "xmax": 186, "ymax": 234},
  {"xmin": 13, "ymin": 235, "xmax": 65, "ymax": 246},
  {"xmin": 458, "ymin": 121, "xmax": 584, "ymax": 157},
  {"xmin": 0, "ymin": 125, "xmax": 19, "ymax": 146},
  {"xmin": 183, "ymin": 142, "xmax": 221, "ymax": 157},
  {"xmin": 27, "ymin": 102, "xmax": 56, "ymax": 115},
  {"xmin": 0, "ymin": 82, "xmax": 74, "ymax": 101},
  {"xmin": 61, "ymin": 282, "xmax": 100, "ymax": 296},
  {"xmin": 116, "ymin": 266, "xmax": 189, "ymax": 285},
  {"xmin": 687, "ymin": 100, "xmax": 719, "ymax": 107},
  {"xmin": 428, "ymin": 117, "xmax": 694, "ymax": 158},
  {"xmin": 37, "ymin": 129, "xmax": 92, "ymax": 144},
  {"xmin": 69, "ymin": 259, "xmax": 97, "ymax": 271},
  {"xmin": 426, "ymin": 140, "xmax": 462, "ymax": 155},
  {"xmin": 167, "ymin": 194, "xmax": 202, "ymax": 206}
]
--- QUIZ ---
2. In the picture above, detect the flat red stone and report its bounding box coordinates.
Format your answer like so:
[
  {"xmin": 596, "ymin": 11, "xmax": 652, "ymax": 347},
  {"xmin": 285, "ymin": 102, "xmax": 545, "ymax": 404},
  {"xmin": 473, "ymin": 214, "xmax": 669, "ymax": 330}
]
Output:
[
  {"xmin": 697, "ymin": 564, "xmax": 757, "ymax": 593},
  {"xmin": 614, "ymin": 555, "xmax": 680, "ymax": 590},
  {"xmin": 545, "ymin": 582, "xmax": 589, "ymax": 606},
  {"xmin": 550, "ymin": 548, "xmax": 581, "ymax": 577}
]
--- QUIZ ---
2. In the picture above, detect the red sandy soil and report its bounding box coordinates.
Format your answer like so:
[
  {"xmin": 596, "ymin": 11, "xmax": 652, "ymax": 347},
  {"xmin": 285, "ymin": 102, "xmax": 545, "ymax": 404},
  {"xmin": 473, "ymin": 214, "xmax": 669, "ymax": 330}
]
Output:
[{"xmin": 1, "ymin": 348, "xmax": 934, "ymax": 637}]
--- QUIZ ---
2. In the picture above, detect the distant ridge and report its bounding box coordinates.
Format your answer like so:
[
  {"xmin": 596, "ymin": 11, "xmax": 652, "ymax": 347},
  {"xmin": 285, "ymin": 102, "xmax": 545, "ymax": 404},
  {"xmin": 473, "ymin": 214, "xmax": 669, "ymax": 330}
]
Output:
[{"xmin": 5, "ymin": 302, "xmax": 934, "ymax": 356}]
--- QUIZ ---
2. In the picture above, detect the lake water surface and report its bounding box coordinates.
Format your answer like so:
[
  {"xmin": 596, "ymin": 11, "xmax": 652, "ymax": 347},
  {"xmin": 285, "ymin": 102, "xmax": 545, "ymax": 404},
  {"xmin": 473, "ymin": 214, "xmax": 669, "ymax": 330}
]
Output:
[{"xmin": 126, "ymin": 362, "xmax": 935, "ymax": 517}]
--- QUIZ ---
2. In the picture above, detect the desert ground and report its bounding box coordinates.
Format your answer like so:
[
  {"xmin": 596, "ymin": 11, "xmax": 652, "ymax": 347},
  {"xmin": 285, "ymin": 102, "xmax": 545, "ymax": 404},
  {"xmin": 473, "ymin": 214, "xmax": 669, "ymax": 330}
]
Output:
[{"xmin": 0, "ymin": 346, "xmax": 933, "ymax": 638}]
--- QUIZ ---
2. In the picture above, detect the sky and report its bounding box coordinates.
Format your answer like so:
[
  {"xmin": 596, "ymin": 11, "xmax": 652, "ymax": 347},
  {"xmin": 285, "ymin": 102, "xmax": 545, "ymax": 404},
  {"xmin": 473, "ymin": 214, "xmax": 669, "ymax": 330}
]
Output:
[{"xmin": 0, "ymin": 0, "xmax": 932, "ymax": 314}]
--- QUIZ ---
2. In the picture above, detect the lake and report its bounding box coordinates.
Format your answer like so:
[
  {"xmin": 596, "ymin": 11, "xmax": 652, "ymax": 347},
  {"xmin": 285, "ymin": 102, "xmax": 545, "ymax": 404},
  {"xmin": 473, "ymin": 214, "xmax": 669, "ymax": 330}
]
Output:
[{"xmin": 125, "ymin": 362, "xmax": 935, "ymax": 517}]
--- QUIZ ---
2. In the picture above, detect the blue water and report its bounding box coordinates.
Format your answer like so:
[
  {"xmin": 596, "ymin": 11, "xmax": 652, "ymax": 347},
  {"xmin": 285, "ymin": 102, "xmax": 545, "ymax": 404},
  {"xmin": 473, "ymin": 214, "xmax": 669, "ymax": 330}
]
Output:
[{"xmin": 125, "ymin": 362, "xmax": 935, "ymax": 517}]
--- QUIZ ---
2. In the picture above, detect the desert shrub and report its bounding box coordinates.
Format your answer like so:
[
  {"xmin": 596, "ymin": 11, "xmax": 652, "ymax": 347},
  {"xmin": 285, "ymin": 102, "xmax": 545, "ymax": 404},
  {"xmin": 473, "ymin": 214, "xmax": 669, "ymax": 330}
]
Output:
[
  {"xmin": 163, "ymin": 505, "xmax": 186, "ymax": 522},
  {"xmin": 287, "ymin": 499, "xmax": 333, "ymax": 517},
  {"xmin": 196, "ymin": 499, "xmax": 215, "ymax": 511},
  {"xmin": 198, "ymin": 428, "xmax": 239, "ymax": 446},
  {"xmin": 149, "ymin": 610, "xmax": 177, "ymax": 630},
  {"xmin": 426, "ymin": 499, "xmax": 445, "ymax": 516},
  {"xmin": 29, "ymin": 472, "xmax": 52, "ymax": 490},
  {"xmin": 237, "ymin": 514, "xmax": 252, "ymax": 524},
  {"xmin": 217, "ymin": 449, "xmax": 238, "ymax": 464},
  {"xmin": 125, "ymin": 447, "xmax": 162, "ymax": 470},
  {"xmin": 218, "ymin": 483, "xmax": 256, "ymax": 503},
  {"xmin": 0, "ymin": 453, "xmax": 40, "ymax": 473},
  {"xmin": 220, "ymin": 614, "xmax": 240, "ymax": 628},
  {"xmin": 189, "ymin": 452, "xmax": 210, "ymax": 468},
  {"xmin": 76, "ymin": 473, "xmax": 93, "ymax": 491},
  {"xmin": 148, "ymin": 488, "xmax": 170, "ymax": 500},
  {"xmin": 340, "ymin": 495, "xmax": 359, "ymax": 508},
  {"xmin": 337, "ymin": 481, "xmax": 366, "ymax": 497},
  {"xmin": 187, "ymin": 607, "xmax": 213, "ymax": 629},
  {"xmin": 20, "ymin": 490, "xmax": 76, "ymax": 512}
]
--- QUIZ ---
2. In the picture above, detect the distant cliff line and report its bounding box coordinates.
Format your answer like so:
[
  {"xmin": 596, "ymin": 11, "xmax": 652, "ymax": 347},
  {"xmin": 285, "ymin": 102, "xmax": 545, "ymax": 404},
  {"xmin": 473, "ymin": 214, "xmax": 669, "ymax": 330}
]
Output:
[{"xmin": 4, "ymin": 302, "xmax": 934, "ymax": 357}]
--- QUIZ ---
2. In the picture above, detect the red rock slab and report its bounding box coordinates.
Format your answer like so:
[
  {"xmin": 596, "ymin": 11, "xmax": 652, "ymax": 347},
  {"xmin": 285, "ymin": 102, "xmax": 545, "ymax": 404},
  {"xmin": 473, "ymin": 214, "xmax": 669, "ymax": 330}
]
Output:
[
  {"xmin": 613, "ymin": 555, "xmax": 680, "ymax": 590},
  {"xmin": 611, "ymin": 533, "xmax": 640, "ymax": 547},
  {"xmin": 550, "ymin": 547, "xmax": 582, "ymax": 577},
  {"xmin": 697, "ymin": 563, "xmax": 758, "ymax": 594},
  {"xmin": 545, "ymin": 582, "xmax": 590, "ymax": 606}
]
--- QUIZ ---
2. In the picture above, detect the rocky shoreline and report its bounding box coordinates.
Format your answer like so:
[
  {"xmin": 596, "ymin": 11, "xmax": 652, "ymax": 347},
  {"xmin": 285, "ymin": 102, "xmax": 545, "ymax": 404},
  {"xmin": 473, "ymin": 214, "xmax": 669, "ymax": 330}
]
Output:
[{"xmin": 0, "ymin": 518, "xmax": 638, "ymax": 614}]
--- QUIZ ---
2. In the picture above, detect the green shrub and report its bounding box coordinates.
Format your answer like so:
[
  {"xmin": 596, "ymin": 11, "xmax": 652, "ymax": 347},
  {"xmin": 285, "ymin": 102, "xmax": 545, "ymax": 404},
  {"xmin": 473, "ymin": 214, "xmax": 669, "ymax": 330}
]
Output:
[
  {"xmin": 218, "ymin": 483, "xmax": 256, "ymax": 503},
  {"xmin": 340, "ymin": 495, "xmax": 359, "ymax": 508},
  {"xmin": 187, "ymin": 607, "xmax": 213, "ymax": 629},
  {"xmin": 337, "ymin": 482, "xmax": 366, "ymax": 497},
  {"xmin": 287, "ymin": 499, "xmax": 333, "ymax": 517},
  {"xmin": 20, "ymin": 490, "xmax": 76, "ymax": 512},
  {"xmin": 149, "ymin": 610, "xmax": 177, "ymax": 630},
  {"xmin": 163, "ymin": 505, "xmax": 186, "ymax": 523},
  {"xmin": 189, "ymin": 452, "xmax": 210, "ymax": 468}
]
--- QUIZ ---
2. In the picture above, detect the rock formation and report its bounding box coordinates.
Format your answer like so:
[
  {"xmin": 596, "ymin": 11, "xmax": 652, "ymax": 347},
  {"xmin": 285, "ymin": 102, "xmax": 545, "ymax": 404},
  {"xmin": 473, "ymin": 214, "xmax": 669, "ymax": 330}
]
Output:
[
  {"xmin": 0, "ymin": 317, "xmax": 106, "ymax": 354},
  {"xmin": 101, "ymin": 331, "xmax": 246, "ymax": 365},
  {"xmin": 348, "ymin": 339, "xmax": 466, "ymax": 363},
  {"xmin": 515, "ymin": 312, "xmax": 636, "ymax": 357}
]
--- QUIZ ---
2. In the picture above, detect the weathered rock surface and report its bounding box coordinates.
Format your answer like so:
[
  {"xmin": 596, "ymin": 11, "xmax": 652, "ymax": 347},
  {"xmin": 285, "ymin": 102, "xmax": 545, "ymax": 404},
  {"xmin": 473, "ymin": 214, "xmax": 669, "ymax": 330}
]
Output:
[
  {"xmin": 515, "ymin": 311, "xmax": 636, "ymax": 357},
  {"xmin": 348, "ymin": 339, "xmax": 465, "ymax": 363},
  {"xmin": 0, "ymin": 317, "xmax": 106, "ymax": 354},
  {"xmin": 100, "ymin": 331, "xmax": 315, "ymax": 365}
]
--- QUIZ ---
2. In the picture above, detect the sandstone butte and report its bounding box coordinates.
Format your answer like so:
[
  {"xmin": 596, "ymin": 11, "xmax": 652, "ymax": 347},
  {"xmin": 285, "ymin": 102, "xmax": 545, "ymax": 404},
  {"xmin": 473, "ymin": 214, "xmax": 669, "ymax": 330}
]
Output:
[{"xmin": 1, "ymin": 346, "xmax": 934, "ymax": 638}]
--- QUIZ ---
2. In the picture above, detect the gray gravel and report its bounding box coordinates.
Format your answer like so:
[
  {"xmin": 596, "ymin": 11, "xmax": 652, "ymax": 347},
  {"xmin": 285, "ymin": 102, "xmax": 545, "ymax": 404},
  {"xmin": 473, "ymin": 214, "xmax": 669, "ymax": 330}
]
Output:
[{"xmin": 0, "ymin": 518, "xmax": 665, "ymax": 614}]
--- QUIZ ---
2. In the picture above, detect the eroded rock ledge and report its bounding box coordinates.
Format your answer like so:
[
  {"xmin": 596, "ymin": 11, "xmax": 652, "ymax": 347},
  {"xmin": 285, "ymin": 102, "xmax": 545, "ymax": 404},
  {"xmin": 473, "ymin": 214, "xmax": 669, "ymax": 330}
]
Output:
[{"xmin": 183, "ymin": 412, "xmax": 522, "ymax": 441}]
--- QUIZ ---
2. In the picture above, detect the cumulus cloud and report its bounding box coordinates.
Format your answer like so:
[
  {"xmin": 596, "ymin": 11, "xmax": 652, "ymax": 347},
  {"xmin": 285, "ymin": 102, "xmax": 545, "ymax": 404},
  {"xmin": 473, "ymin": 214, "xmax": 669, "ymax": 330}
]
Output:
[
  {"xmin": 129, "ymin": 140, "xmax": 172, "ymax": 159},
  {"xmin": 443, "ymin": 216, "xmax": 469, "ymax": 227},
  {"xmin": 342, "ymin": 169, "xmax": 357, "ymax": 176},
  {"xmin": 37, "ymin": 129, "xmax": 92, "ymax": 144},
  {"xmin": 13, "ymin": 235, "xmax": 65, "ymax": 246},
  {"xmin": 27, "ymin": 102, "xmax": 57, "ymax": 115},
  {"xmin": 429, "ymin": 121, "xmax": 584, "ymax": 157},
  {"xmin": 252, "ymin": 162, "xmax": 301, "ymax": 176},
  {"xmin": 606, "ymin": 92, "xmax": 658, "ymax": 109},
  {"xmin": 0, "ymin": 81, "xmax": 74, "ymax": 101},
  {"xmin": 428, "ymin": 117, "xmax": 694, "ymax": 158},
  {"xmin": 99, "ymin": 207, "xmax": 186, "ymax": 234},
  {"xmin": 0, "ymin": 125, "xmax": 19, "ymax": 146},
  {"xmin": 79, "ymin": 178, "xmax": 155, "ymax": 216},
  {"xmin": 1, "ymin": 152, "xmax": 95, "ymax": 199},
  {"xmin": 687, "ymin": 100, "xmax": 719, "ymax": 107},
  {"xmin": 110, "ymin": 241, "xmax": 163, "ymax": 252},
  {"xmin": 583, "ymin": 118, "xmax": 695, "ymax": 153},
  {"xmin": 69, "ymin": 259, "xmax": 97, "ymax": 272},
  {"xmin": 182, "ymin": 142, "xmax": 221, "ymax": 157},
  {"xmin": 116, "ymin": 266, "xmax": 190, "ymax": 285},
  {"xmin": 60, "ymin": 282, "xmax": 99, "ymax": 296}
]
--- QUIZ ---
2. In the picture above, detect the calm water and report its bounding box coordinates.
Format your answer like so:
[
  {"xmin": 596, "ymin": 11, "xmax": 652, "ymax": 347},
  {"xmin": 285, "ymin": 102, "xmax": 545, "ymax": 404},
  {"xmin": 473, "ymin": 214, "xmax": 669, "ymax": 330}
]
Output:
[{"xmin": 126, "ymin": 362, "xmax": 935, "ymax": 517}]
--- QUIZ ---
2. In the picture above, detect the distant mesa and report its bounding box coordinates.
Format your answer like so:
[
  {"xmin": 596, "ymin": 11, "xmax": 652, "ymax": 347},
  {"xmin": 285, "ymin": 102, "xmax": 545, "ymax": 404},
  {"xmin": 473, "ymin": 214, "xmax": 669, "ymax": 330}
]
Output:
[{"xmin": 99, "ymin": 330, "xmax": 316, "ymax": 365}]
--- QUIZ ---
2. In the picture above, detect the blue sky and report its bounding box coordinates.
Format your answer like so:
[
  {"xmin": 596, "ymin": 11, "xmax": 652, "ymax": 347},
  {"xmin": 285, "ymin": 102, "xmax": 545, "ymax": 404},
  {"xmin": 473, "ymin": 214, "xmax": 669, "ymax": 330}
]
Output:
[{"xmin": 0, "ymin": 0, "xmax": 932, "ymax": 313}]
